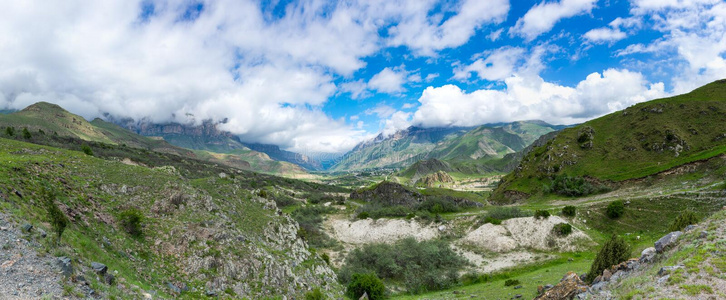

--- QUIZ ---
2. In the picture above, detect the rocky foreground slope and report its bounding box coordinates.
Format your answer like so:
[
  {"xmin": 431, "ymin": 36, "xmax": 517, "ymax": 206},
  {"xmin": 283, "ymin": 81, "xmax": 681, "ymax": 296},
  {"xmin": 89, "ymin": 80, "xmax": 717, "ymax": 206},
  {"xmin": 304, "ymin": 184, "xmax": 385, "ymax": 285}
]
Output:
[{"xmin": 0, "ymin": 137, "xmax": 340, "ymax": 299}]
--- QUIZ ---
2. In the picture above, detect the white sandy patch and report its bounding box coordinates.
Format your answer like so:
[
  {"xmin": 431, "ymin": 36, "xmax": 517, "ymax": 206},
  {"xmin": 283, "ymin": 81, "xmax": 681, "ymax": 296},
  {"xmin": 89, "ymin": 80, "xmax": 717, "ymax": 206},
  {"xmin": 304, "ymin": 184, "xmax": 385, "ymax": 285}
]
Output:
[
  {"xmin": 461, "ymin": 216, "xmax": 590, "ymax": 252},
  {"xmin": 462, "ymin": 223, "xmax": 517, "ymax": 253},
  {"xmin": 329, "ymin": 218, "xmax": 439, "ymax": 245}
]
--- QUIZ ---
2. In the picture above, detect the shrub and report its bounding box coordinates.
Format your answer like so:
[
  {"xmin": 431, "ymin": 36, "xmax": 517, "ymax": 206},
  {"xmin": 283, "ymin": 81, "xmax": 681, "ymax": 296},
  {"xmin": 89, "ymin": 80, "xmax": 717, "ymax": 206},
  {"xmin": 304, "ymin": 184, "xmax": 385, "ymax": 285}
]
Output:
[
  {"xmin": 321, "ymin": 252, "xmax": 331, "ymax": 265},
  {"xmin": 22, "ymin": 127, "xmax": 31, "ymax": 139},
  {"xmin": 534, "ymin": 210, "xmax": 551, "ymax": 219},
  {"xmin": 346, "ymin": 273, "xmax": 385, "ymax": 300},
  {"xmin": 356, "ymin": 211, "xmax": 370, "ymax": 219},
  {"xmin": 483, "ymin": 216, "xmax": 502, "ymax": 225},
  {"xmin": 304, "ymin": 288, "xmax": 325, "ymax": 300},
  {"xmin": 41, "ymin": 187, "xmax": 69, "ymax": 244},
  {"xmin": 669, "ymin": 211, "xmax": 699, "ymax": 232},
  {"xmin": 562, "ymin": 206, "xmax": 576, "ymax": 217},
  {"xmin": 504, "ymin": 279, "xmax": 520, "ymax": 287},
  {"xmin": 292, "ymin": 206, "xmax": 337, "ymax": 248},
  {"xmin": 81, "ymin": 144, "xmax": 93, "ymax": 156},
  {"xmin": 417, "ymin": 197, "xmax": 460, "ymax": 214},
  {"xmin": 482, "ymin": 207, "xmax": 530, "ymax": 224},
  {"xmin": 587, "ymin": 235, "xmax": 631, "ymax": 282},
  {"xmin": 546, "ymin": 174, "xmax": 609, "ymax": 197},
  {"xmin": 5, "ymin": 126, "xmax": 14, "ymax": 136},
  {"xmin": 339, "ymin": 238, "xmax": 466, "ymax": 294},
  {"xmin": 606, "ymin": 200, "xmax": 625, "ymax": 219},
  {"xmin": 118, "ymin": 209, "xmax": 143, "ymax": 237},
  {"xmin": 553, "ymin": 223, "xmax": 572, "ymax": 236},
  {"xmin": 257, "ymin": 189, "xmax": 268, "ymax": 198}
]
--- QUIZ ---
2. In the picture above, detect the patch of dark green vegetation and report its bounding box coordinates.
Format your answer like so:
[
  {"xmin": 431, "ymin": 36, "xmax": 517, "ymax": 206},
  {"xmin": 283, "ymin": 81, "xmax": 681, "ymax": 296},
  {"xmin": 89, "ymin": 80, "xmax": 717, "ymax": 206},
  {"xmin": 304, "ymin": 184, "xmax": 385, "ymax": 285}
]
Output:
[
  {"xmin": 544, "ymin": 174, "xmax": 610, "ymax": 197},
  {"xmin": 606, "ymin": 200, "xmax": 625, "ymax": 219},
  {"xmin": 534, "ymin": 209, "xmax": 551, "ymax": 219},
  {"xmin": 562, "ymin": 205, "xmax": 577, "ymax": 217},
  {"xmin": 553, "ymin": 223, "xmax": 573, "ymax": 236},
  {"xmin": 669, "ymin": 210, "xmax": 699, "ymax": 232},
  {"xmin": 345, "ymin": 273, "xmax": 386, "ymax": 300},
  {"xmin": 338, "ymin": 238, "xmax": 467, "ymax": 294},
  {"xmin": 292, "ymin": 205, "xmax": 338, "ymax": 248},
  {"xmin": 587, "ymin": 235, "xmax": 631, "ymax": 283}
]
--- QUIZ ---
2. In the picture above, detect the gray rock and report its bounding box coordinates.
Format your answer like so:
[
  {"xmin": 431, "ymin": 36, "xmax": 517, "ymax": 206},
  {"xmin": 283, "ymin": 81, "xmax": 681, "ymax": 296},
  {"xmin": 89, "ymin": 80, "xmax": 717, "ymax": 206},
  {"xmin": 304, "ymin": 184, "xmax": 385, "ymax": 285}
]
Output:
[
  {"xmin": 684, "ymin": 225, "xmax": 697, "ymax": 232},
  {"xmin": 657, "ymin": 265, "xmax": 683, "ymax": 276},
  {"xmin": 205, "ymin": 290, "xmax": 217, "ymax": 297},
  {"xmin": 544, "ymin": 284, "xmax": 554, "ymax": 290},
  {"xmin": 590, "ymin": 281, "xmax": 607, "ymax": 292},
  {"xmin": 699, "ymin": 231, "xmax": 708, "ymax": 239},
  {"xmin": 514, "ymin": 285, "xmax": 522, "ymax": 289},
  {"xmin": 38, "ymin": 229, "xmax": 47, "ymax": 238},
  {"xmin": 657, "ymin": 275, "xmax": 670, "ymax": 284},
  {"xmin": 639, "ymin": 247, "xmax": 656, "ymax": 263},
  {"xmin": 104, "ymin": 273, "xmax": 115, "ymax": 285},
  {"xmin": 358, "ymin": 291, "xmax": 369, "ymax": 300},
  {"xmin": 91, "ymin": 262, "xmax": 107, "ymax": 275},
  {"xmin": 21, "ymin": 224, "xmax": 33, "ymax": 233},
  {"xmin": 513, "ymin": 294, "xmax": 522, "ymax": 299},
  {"xmin": 655, "ymin": 231, "xmax": 682, "ymax": 253},
  {"xmin": 57, "ymin": 257, "xmax": 73, "ymax": 277},
  {"xmin": 167, "ymin": 282, "xmax": 182, "ymax": 294}
]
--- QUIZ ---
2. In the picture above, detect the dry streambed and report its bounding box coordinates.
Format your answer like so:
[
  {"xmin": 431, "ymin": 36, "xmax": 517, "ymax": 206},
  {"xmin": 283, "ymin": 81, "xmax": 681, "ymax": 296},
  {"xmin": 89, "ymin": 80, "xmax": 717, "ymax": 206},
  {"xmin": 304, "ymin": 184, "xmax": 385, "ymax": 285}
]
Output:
[{"xmin": 324, "ymin": 215, "xmax": 592, "ymax": 273}]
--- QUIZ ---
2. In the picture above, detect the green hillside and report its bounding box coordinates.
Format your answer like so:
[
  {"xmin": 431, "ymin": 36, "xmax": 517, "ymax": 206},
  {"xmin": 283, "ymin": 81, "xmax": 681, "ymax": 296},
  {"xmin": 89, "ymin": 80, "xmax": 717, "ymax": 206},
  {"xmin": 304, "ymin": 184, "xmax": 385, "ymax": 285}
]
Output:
[
  {"xmin": 332, "ymin": 121, "xmax": 560, "ymax": 172},
  {"xmin": 493, "ymin": 79, "xmax": 726, "ymax": 202},
  {"xmin": 0, "ymin": 102, "xmax": 307, "ymax": 176},
  {"xmin": 0, "ymin": 136, "xmax": 342, "ymax": 299}
]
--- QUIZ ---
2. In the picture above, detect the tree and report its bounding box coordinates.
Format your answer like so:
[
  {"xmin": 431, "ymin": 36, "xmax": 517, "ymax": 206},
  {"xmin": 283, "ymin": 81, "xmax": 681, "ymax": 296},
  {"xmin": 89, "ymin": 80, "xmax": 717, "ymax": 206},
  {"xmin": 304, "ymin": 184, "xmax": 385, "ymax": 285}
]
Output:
[
  {"xmin": 41, "ymin": 187, "xmax": 69, "ymax": 245},
  {"xmin": 669, "ymin": 211, "xmax": 699, "ymax": 232},
  {"xmin": 587, "ymin": 235, "xmax": 630, "ymax": 282},
  {"xmin": 22, "ymin": 127, "xmax": 31, "ymax": 139},
  {"xmin": 5, "ymin": 126, "xmax": 15, "ymax": 136},
  {"xmin": 118, "ymin": 209, "xmax": 143, "ymax": 237},
  {"xmin": 562, "ymin": 206, "xmax": 576, "ymax": 217},
  {"xmin": 534, "ymin": 209, "xmax": 551, "ymax": 219},
  {"xmin": 81, "ymin": 144, "xmax": 93, "ymax": 156},
  {"xmin": 606, "ymin": 200, "xmax": 625, "ymax": 219},
  {"xmin": 346, "ymin": 273, "xmax": 385, "ymax": 300}
]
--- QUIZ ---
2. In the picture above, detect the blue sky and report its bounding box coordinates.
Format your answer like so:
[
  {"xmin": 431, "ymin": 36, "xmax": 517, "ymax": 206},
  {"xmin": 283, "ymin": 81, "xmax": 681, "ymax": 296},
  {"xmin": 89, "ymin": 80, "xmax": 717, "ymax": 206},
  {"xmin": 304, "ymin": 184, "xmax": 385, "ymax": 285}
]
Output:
[{"xmin": 0, "ymin": 0, "xmax": 724, "ymax": 154}]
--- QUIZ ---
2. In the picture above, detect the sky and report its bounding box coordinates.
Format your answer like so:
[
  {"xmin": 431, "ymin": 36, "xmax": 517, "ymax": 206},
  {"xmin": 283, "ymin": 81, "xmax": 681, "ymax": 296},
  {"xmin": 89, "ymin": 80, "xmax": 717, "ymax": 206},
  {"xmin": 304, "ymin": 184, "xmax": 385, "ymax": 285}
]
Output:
[{"xmin": 0, "ymin": 0, "xmax": 725, "ymax": 155}]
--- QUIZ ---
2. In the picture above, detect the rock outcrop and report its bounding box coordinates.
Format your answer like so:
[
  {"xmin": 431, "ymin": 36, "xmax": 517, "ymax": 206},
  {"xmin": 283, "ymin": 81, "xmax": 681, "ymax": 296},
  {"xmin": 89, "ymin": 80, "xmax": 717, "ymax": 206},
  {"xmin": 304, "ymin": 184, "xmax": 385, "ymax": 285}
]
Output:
[
  {"xmin": 415, "ymin": 171, "xmax": 455, "ymax": 187},
  {"xmin": 535, "ymin": 272, "xmax": 588, "ymax": 300}
]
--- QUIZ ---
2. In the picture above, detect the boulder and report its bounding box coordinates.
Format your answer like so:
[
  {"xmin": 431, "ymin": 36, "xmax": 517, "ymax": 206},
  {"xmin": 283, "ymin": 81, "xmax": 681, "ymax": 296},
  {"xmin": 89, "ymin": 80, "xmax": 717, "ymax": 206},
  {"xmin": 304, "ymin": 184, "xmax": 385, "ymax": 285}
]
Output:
[
  {"xmin": 602, "ymin": 269, "xmax": 612, "ymax": 282},
  {"xmin": 699, "ymin": 231, "xmax": 708, "ymax": 239},
  {"xmin": 639, "ymin": 247, "xmax": 656, "ymax": 263},
  {"xmin": 57, "ymin": 257, "xmax": 73, "ymax": 277},
  {"xmin": 655, "ymin": 231, "xmax": 682, "ymax": 253},
  {"xmin": 21, "ymin": 223, "xmax": 33, "ymax": 233},
  {"xmin": 104, "ymin": 273, "xmax": 115, "ymax": 285},
  {"xmin": 534, "ymin": 272, "xmax": 588, "ymax": 300},
  {"xmin": 91, "ymin": 262, "xmax": 108, "ymax": 275},
  {"xmin": 658, "ymin": 265, "xmax": 683, "ymax": 276}
]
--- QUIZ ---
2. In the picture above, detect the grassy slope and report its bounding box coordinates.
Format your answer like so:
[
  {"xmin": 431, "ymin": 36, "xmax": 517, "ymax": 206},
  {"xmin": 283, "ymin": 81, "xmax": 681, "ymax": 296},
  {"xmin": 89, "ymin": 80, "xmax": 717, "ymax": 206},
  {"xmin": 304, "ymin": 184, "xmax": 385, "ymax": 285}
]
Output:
[
  {"xmin": 494, "ymin": 79, "xmax": 726, "ymax": 200},
  {"xmin": 0, "ymin": 137, "xmax": 342, "ymax": 299}
]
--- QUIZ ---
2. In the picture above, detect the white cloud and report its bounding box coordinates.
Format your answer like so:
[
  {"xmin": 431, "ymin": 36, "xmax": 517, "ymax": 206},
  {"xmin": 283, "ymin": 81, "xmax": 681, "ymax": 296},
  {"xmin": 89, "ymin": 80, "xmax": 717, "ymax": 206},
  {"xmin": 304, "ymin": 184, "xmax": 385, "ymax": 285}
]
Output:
[
  {"xmin": 365, "ymin": 103, "xmax": 397, "ymax": 118},
  {"xmin": 454, "ymin": 47, "xmax": 526, "ymax": 81},
  {"xmin": 340, "ymin": 80, "xmax": 371, "ymax": 99},
  {"xmin": 584, "ymin": 27, "xmax": 627, "ymax": 43},
  {"xmin": 410, "ymin": 69, "xmax": 666, "ymax": 127},
  {"xmin": 385, "ymin": 0, "xmax": 510, "ymax": 56},
  {"xmin": 511, "ymin": 0, "xmax": 597, "ymax": 41},
  {"xmin": 382, "ymin": 111, "xmax": 412, "ymax": 135},
  {"xmin": 368, "ymin": 67, "xmax": 408, "ymax": 93},
  {"xmin": 402, "ymin": 103, "xmax": 416, "ymax": 109},
  {"xmin": 425, "ymin": 73, "xmax": 440, "ymax": 82},
  {"xmin": 488, "ymin": 28, "xmax": 504, "ymax": 41}
]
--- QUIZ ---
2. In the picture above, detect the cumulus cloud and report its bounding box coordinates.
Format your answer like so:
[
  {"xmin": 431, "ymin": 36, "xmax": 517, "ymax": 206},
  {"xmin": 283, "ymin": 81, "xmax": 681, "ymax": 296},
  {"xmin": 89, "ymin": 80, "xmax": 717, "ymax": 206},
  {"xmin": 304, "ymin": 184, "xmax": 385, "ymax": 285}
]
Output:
[
  {"xmin": 511, "ymin": 0, "xmax": 597, "ymax": 41},
  {"xmin": 410, "ymin": 69, "xmax": 666, "ymax": 127},
  {"xmin": 454, "ymin": 47, "xmax": 526, "ymax": 81},
  {"xmin": 584, "ymin": 27, "xmax": 627, "ymax": 43},
  {"xmin": 368, "ymin": 67, "xmax": 408, "ymax": 93}
]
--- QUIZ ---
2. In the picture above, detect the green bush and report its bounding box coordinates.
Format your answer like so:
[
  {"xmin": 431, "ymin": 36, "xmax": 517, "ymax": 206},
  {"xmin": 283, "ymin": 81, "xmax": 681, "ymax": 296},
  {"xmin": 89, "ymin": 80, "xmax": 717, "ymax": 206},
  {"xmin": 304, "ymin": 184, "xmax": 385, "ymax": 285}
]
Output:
[
  {"xmin": 606, "ymin": 200, "xmax": 625, "ymax": 219},
  {"xmin": 321, "ymin": 252, "xmax": 331, "ymax": 265},
  {"xmin": 545, "ymin": 174, "xmax": 609, "ymax": 197},
  {"xmin": 346, "ymin": 273, "xmax": 386, "ymax": 300},
  {"xmin": 553, "ymin": 223, "xmax": 572, "ymax": 236},
  {"xmin": 417, "ymin": 197, "xmax": 460, "ymax": 214},
  {"xmin": 339, "ymin": 238, "xmax": 466, "ymax": 294},
  {"xmin": 305, "ymin": 288, "xmax": 326, "ymax": 300},
  {"xmin": 669, "ymin": 211, "xmax": 699, "ymax": 232},
  {"xmin": 562, "ymin": 206, "xmax": 576, "ymax": 217},
  {"xmin": 81, "ymin": 144, "xmax": 93, "ymax": 156},
  {"xmin": 22, "ymin": 127, "xmax": 31, "ymax": 139},
  {"xmin": 534, "ymin": 210, "xmax": 551, "ymax": 219},
  {"xmin": 41, "ymin": 187, "xmax": 69, "ymax": 244},
  {"xmin": 483, "ymin": 216, "xmax": 502, "ymax": 225},
  {"xmin": 357, "ymin": 211, "xmax": 370, "ymax": 219},
  {"xmin": 504, "ymin": 279, "xmax": 520, "ymax": 286},
  {"xmin": 5, "ymin": 126, "xmax": 15, "ymax": 136},
  {"xmin": 587, "ymin": 235, "xmax": 631, "ymax": 282},
  {"xmin": 118, "ymin": 209, "xmax": 143, "ymax": 237}
]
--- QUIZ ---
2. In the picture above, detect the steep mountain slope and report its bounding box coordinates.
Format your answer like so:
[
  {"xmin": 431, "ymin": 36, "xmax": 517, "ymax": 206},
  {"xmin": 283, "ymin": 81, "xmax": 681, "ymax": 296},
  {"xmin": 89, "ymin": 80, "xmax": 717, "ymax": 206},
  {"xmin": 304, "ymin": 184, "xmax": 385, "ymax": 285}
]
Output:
[
  {"xmin": 116, "ymin": 120, "xmax": 323, "ymax": 171},
  {"xmin": 0, "ymin": 103, "xmax": 307, "ymax": 175},
  {"xmin": 332, "ymin": 121, "xmax": 561, "ymax": 172},
  {"xmin": 0, "ymin": 137, "xmax": 341, "ymax": 299},
  {"xmin": 493, "ymin": 79, "xmax": 726, "ymax": 202}
]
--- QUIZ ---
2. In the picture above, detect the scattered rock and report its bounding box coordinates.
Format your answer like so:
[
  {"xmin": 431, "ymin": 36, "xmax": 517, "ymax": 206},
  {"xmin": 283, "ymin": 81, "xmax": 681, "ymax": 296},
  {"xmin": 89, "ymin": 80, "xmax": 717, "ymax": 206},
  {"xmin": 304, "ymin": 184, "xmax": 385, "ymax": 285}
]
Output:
[
  {"xmin": 104, "ymin": 273, "xmax": 115, "ymax": 285},
  {"xmin": 699, "ymin": 231, "xmax": 708, "ymax": 239},
  {"xmin": 684, "ymin": 225, "xmax": 697, "ymax": 232},
  {"xmin": 358, "ymin": 291, "xmax": 369, "ymax": 300},
  {"xmin": 602, "ymin": 269, "xmax": 612, "ymax": 282},
  {"xmin": 655, "ymin": 231, "xmax": 682, "ymax": 253},
  {"xmin": 639, "ymin": 247, "xmax": 656, "ymax": 263},
  {"xmin": 57, "ymin": 257, "xmax": 73, "ymax": 277},
  {"xmin": 205, "ymin": 290, "xmax": 217, "ymax": 297},
  {"xmin": 514, "ymin": 285, "xmax": 522, "ymax": 289},
  {"xmin": 38, "ymin": 229, "xmax": 47, "ymax": 238},
  {"xmin": 534, "ymin": 272, "xmax": 588, "ymax": 300},
  {"xmin": 167, "ymin": 282, "xmax": 182, "ymax": 294},
  {"xmin": 21, "ymin": 223, "xmax": 33, "ymax": 232},
  {"xmin": 91, "ymin": 262, "xmax": 108, "ymax": 275},
  {"xmin": 658, "ymin": 265, "xmax": 683, "ymax": 276},
  {"xmin": 513, "ymin": 294, "xmax": 522, "ymax": 299}
]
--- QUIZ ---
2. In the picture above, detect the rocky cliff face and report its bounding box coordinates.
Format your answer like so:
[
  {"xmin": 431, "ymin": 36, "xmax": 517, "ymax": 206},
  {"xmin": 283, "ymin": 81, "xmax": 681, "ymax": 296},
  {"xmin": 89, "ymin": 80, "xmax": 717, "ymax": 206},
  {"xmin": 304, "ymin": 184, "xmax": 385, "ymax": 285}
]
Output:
[{"xmin": 416, "ymin": 171, "xmax": 455, "ymax": 187}]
